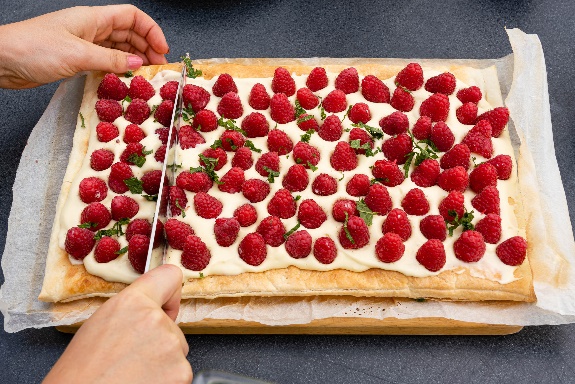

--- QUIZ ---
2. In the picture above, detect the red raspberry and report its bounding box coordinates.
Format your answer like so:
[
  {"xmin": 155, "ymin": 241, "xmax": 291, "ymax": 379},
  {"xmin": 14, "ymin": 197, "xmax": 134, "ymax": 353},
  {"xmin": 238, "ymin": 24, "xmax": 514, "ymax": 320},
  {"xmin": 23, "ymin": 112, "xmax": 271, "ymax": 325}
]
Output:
[
  {"xmin": 416, "ymin": 239, "xmax": 446, "ymax": 272},
  {"xmin": 257, "ymin": 216, "xmax": 286, "ymax": 246},
  {"xmin": 267, "ymin": 129, "xmax": 293, "ymax": 155},
  {"xmin": 469, "ymin": 163, "xmax": 498, "ymax": 193},
  {"xmin": 155, "ymin": 127, "xmax": 169, "ymax": 144},
  {"xmin": 94, "ymin": 236, "xmax": 121, "ymax": 263},
  {"xmin": 430, "ymin": 122, "xmax": 455, "ymax": 152},
  {"xmin": 200, "ymin": 147, "xmax": 227, "ymax": 170},
  {"xmin": 111, "ymin": 195, "xmax": 139, "ymax": 220},
  {"xmin": 339, "ymin": 215, "xmax": 370, "ymax": 249},
  {"xmin": 271, "ymin": 67, "xmax": 296, "ymax": 96},
  {"xmin": 296, "ymin": 87, "xmax": 319, "ymax": 110},
  {"xmin": 420, "ymin": 93, "xmax": 450, "ymax": 122},
  {"xmin": 194, "ymin": 192, "xmax": 223, "ymax": 219},
  {"xmin": 220, "ymin": 130, "xmax": 245, "ymax": 152},
  {"xmin": 255, "ymin": 151, "xmax": 280, "ymax": 177},
  {"xmin": 242, "ymin": 179, "xmax": 271, "ymax": 203},
  {"xmin": 176, "ymin": 171, "xmax": 213, "ymax": 193},
  {"xmin": 169, "ymin": 186, "xmax": 188, "ymax": 217},
  {"xmin": 65, "ymin": 227, "xmax": 95, "ymax": 260},
  {"xmin": 297, "ymin": 114, "xmax": 320, "ymax": 132},
  {"xmin": 457, "ymin": 86, "xmax": 482, "ymax": 104},
  {"xmin": 285, "ymin": 230, "xmax": 312, "ymax": 259},
  {"xmin": 395, "ymin": 63, "xmax": 424, "ymax": 91},
  {"xmin": 475, "ymin": 213, "xmax": 502, "ymax": 244},
  {"xmin": 270, "ymin": 93, "xmax": 295, "ymax": 124},
  {"xmin": 375, "ymin": 233, "xmax": 405, "ymax": 263},
  {"xmin": 90, "ymin": 149, "xmax": 114, "ymax": 171},
  {"xmin": 364, "ymin": 183, "xmax": 392, "ymax": 216},
  {"xmin": 437, "ymin": 166, "xmax": 469, "ymax": 192},
  {"xmin": 335, "ymin": 67, "xmax": 359, "ymax": 94},
  {"xmin": 242, "ymin": 112, "xmax": 270, "ymax": 138},
  {"xmin": 127, "ymin": 234, "xmax": 149, "ymax": 273},
  {"xmin": 231, "ymin": 147, "xmax": 254, "ymax": 170},
  {"xmin": 79, "ymin": 177, "xmax": 108, "ymax": 203},
  {"xmin": 440, "ymin": 143, "xmax": 471, "ymax": 170},
  {"xmin": 332, "ymin": 199, "xmax": 358, "ymax": 222},
  {"xmin": 382, "ymin": 133, "xmax": 412, "ymax": 165},
  {"xmin": 477, "ymin": 107, "xmax": 509, "ymax": 137},
  {"xmin": 306, "ymin": 67, "xmax": 329, "ymax": 91},
  {"xmin": 456, "ymin": 102, "xmax": 478, "ymax": 125},
  {"xmin": 155, "ymin": 99, "xmax": 175, "ymax": 127},
  {"xmin": 330, "ymin": 141, "xmax": 358, "ymax": 171},
  {"xmin": 382, "ymin": 208, "xmax": 411, "ymax": 241},
  {"xmin": 160, "ymin": 81, "xmax": 178, "ymax": 102},
  {"xmin": 439, "ymin": 191, "xmax": 465, "ymax": 222},
  {"xmin": 313, "ymin": 237, "xmax": 337, "ymax": 264},
  {"xmin": 212, "ymin": 73, "xmax": 238, "ymax": 97},
  {"xmin": 322, "ymin": 89, "xmax": 347, "ymax": 113},
  {"xmin": 96, "ymin": 122, "xmax": 119, "ymax": 142},
  {"xmin": 238, "ymin": 233, "xmax": 267, "ymax": 266},
  {"xmin": 293, "ymin": 141, "xmax": 321, "ymax": 168},
  {"xmin": 95, "ymin": 99, "xmax": 122, "ymax": 122},
  {"xmin": 401, "ymin": 188, "xmax": 430, "ymax": 216},
  {"xmin": 183, "ymin": 84, "xmax": 211, "ymax": 113},
  {"xmin": 124, "ymin": 99, "xmax": 150, "ymax": 125},
  {"xmin": 80, "ymin": 202, "xmax": 111, "ymax": 231},
  {"xmin": 128, "ymin": 75, "xmax": 155, "ymax": 101},
  {"xmin": 346, "ymin": 174, "xmax": 370, "ymax": 196},
  {"xmin": 181, "ymin": 235, "xmax": 211, "ymax": 271},
  {"xmin": 282, "ymin": 164, "xmax": 309, "ymax": 192},
  {"xmin": 164, "ymin": 218, "xmax": 195, "ymax": 250},
  {"xmin": 234, "ymin": 204, "xmax": 258, "ymax": 227},
  {"xmin": 348, "ymin": 103, "xmax": 371, "ymax": 124},
  {"xmin": 267, "ymin": 188, "xmax": 297, "ymax": 219},
  {"xmin": 424, "ymin": 72, "xmax": 456, "ymax": 95},
  {"xmin": 454, "ymin": 230, "xmax": 486, "ymax": 263},
  {"xmin": 312, "ymin": 173, "xmax": 338, "ymax": 196},
  {"xmin": 108, "ymin": 162, "xmax": 133, "ymax": 194},
  {"xmin": 410, "ymin": 159, "xmax": 440, "ymax": 188},
  {"xmin": 218, "ymin": 167, "xmax": 245, "ymax": 194},
  {"xmin": 420, "ymin": 215, "xmax": 447, "ymax": 241},
  {"xmin": 298, "ymin": 199, "xmax": 327, "ymax": 229},
  {"xmin": 179, "ymin": 125, "xmax": 206, "ymax": 149},
  {"xmin": 214, "ymin": 218, "xmax": 240, "ymax": 247},
  {"xmin": 192, "ymin": 109, "xmax": 218, "ymax": 132},
  {"xmin": 361, "ymin": 75, "xmax": 390, "ymax": 103},
  {"xmin": 390, "ymin": 87, "xmax": 415, "ymax": 112},
  {"xmin": 154, "ymin": 145, "xmax": 166, "ymax": 163},
  {"xmin": 126, "ymin": 219, "xmax": 152, "ymax": 242},
  {"xmin": 318, "ymin": 115, "xmax": 343, "ymax": 141},
  {"xmin": 123, "ymin": 124, "xmax": 145, "ymax": 143},
  {"xmin": 151, "ymin": 219, "xmax": 164, "ymax": 250},
  {"xmin": 462, "ymin": 120, "xmax": 494, "ymax": 159},
  {"xmin": 371, "ymin": 159, "xmax": 405, "ymax": 187},
  {"xmin": 140, "ymin": 170, "xmax": 162, "ymax": 195},
  {"xmin": 496, "ymin": 236, "xmax": 528, "ymax": 266},
  {"xmin": 471, "ymin": 186, "xmax": 500, "ymax": 215},
  {"xmin": 469, "ymin": 119, "xmax": 492, "ymax": 137},
  {"xmin": 348, "ymin": 128, "xmax": 374, "ymax": 155},
  {"xmin": 487, "ymin": 154, "xmax": 513, "ymax": 180},
  {"xmin": 379, "ymin": 111, "xmax": 409, "ymax": 136},
  {"xmin": 97, "ymin": 73, "xmax": 128, "ymax": 100},
  {"xmin": 412, "ymin": 116, "xmax": 432, "ymax": 140},
  {"xmin": 248, "ymin": 83, "xmax": 271, "ymax": 110},
  {"xmin": 120, "ymin": 142, "xmax": 146, "ymax": 165},
  {"xmin": 217, "ymin": 92, "xmax": 243, "ymax": 119}
]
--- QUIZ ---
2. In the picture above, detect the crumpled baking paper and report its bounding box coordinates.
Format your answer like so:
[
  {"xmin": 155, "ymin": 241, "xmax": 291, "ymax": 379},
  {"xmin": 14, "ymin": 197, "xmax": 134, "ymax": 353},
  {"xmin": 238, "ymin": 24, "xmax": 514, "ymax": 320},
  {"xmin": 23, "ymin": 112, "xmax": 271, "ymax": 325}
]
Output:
[{"xmin": 2, "ymin": 28, "xmax": 575, "ymax": 333}]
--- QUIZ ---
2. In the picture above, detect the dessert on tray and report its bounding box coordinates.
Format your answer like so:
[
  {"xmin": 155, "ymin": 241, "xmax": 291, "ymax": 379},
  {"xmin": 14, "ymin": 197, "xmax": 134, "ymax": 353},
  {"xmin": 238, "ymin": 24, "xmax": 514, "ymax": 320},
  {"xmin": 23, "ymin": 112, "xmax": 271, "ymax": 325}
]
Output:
[{"xmin": 39, "ymin": 59, "xmax": 535, "ymax": 303}]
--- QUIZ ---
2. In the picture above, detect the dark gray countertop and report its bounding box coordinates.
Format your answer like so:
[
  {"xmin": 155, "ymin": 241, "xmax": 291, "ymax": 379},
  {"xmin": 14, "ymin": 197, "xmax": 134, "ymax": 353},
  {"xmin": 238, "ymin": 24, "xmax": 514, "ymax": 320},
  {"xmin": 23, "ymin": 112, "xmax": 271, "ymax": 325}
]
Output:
[{"xmin": 2, "ymin": 0, "xmax": 575, "ymax": 383}]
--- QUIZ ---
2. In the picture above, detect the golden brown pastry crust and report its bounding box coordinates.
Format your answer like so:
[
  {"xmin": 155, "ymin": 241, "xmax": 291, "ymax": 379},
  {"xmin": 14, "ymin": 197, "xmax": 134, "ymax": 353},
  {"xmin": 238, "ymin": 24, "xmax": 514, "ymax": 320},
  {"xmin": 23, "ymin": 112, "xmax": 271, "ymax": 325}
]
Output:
[{"xmin": 39, "ymin": 60, "xmax": 535, "ymax": 303}]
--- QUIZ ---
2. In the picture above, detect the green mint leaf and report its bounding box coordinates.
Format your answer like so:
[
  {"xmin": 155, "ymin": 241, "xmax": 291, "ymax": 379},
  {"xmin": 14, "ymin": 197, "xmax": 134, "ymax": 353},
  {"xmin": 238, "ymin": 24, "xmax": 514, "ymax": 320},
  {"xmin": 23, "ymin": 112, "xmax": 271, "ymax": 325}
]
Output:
[
  {"xmin": 79, "ymin": 112, "xmax": 86, "ymax": 128},
  {"xmin": 300, "ymin": 129, "xmax": 315, "ymax": 143},
  {"xmin": 124, "ymin": 177, "xmax": 143, "ymax": 194},
  {"xmin": 124, "ymin": 71, "xmax": 134, "ymax": 78},
  {"xmin": 244, "ymin": 140, "xmax": 262, "ymax": 153},
  {"xmin": 294, "ymin": 100, "xmax": 307, "ymax": 118},
  {"xmin": 353, "ymin": 122, "xmax": 384, "ymax": 140},
  {"xmin": 127, "ymin": 153, "xmax": 146, "ymax": 168},
  {"xmin": 123, "ymin": 95, "xmax": 132, "ymax": 103},
  {"xmin": 181, "ymin": 106, "xmax": 196, "ymax": 122},
  {"xmin": 446, "ymin": 209, "xmax": 475, "ymax": 236},
  {"xmin": 370, "ymin": 177, "xmax": 389, "ymax": 185},
  {"xmin": 175, "ymin": 198, "xmax": 186, "ymax": 218},
  {"xmin": 78, "ymin": 222, "xmax": 96, "ymax": 229},
  {"xmin": 297, "ymin": 114, "xmax": 314, "ymax": 124},
  {"xmin": 210, "ymin": 140, "xmax": 223, "ymax": 150},
  {"xmin": 199, "ymin": 272, "xmax": 205, "ymax": 279},
  {"xmin": 151, "ymin": 104, "xmax": 158, "ymax": 116},
  {"xmin": 343, "ymin": 212, "xmax": 355, "ymax": 244},
  {"xmin": 283, "ymin": 221, "xmax": 301, "ymax": 239},
  {"xmin": 356, "ymin": 199, "xmax": 376, "ymax": 226},
  {"xmin": 263, "ymin": 166, "xmax": 280, "ymax": 183},
  {"xmin": 338, "ymin": 172, "xmax": 345, "ymax": 181},
  {"xmin": 143, "ymin": 194, "xmax": 158, "ymax": 201},
  {"xmin": 168, "ymin": 163, "xmax": 182, "ymax": 172},
  {"xmin": 93, "ymin": 218, "xmax": 129, "ymax": 240},
  {"xmin": 295, "ymin": 195, "xmax": 301, "ymax": 201},
  {"xmin": 217, "ymin": 117, "xmax": 246, "ymax": 135},
  {"xmin": 307, "ymin": 161, "xmax": 318, "ymax": 172},
  {"xmin": 142, "ymin": 147, "xmax": 153, "ymax": 156},
  {"xmin": 341, "ymin": 105, "xmax": 353, "ymax": 123},
  {"xmin": 182, "ymin": 56, "xmax": 203, "ymax": 78},
  {"xmin": 197, "ymin": 154, "xmax": 222, "ymax": 184},
  {"xmin": 115, "ymin": 246, "xmax": 128, "ymax": 255}
]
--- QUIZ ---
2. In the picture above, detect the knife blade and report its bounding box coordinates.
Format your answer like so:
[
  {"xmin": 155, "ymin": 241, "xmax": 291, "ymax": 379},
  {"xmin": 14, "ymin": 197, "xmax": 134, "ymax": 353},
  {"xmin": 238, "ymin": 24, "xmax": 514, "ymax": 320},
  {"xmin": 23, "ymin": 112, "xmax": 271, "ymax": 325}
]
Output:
[{"xmin": 144, "ymin": 65, "xmax": 186, "ymax": 273}]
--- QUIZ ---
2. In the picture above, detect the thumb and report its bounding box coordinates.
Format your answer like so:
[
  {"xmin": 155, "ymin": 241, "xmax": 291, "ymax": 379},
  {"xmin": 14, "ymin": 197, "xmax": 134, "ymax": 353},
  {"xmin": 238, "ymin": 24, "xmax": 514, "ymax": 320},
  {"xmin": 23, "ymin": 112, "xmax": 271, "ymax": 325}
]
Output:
[
  {"xmin": 76, "ymin": 39, "xmax": 143, "ymax": 74},
  {"xmin": 128, "ymin": 264, "xmax": 183, "ymax": 321}
]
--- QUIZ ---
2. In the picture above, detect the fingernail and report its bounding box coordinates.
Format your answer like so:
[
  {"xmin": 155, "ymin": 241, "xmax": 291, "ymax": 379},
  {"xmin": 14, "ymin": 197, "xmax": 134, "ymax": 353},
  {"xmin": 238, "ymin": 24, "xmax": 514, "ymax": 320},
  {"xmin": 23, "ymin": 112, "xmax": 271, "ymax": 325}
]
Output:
[{"xmin": 127, "ymin": 55, "xmax": 143, "ymax": 70}]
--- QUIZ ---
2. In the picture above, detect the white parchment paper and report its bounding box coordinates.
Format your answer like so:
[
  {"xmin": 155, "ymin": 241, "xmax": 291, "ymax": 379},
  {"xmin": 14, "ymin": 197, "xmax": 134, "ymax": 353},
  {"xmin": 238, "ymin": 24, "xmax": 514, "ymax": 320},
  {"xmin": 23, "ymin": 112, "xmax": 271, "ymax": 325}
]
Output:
[{"xmin": 2, "ymin": 28, "xmax": 575, "ymax": 332}]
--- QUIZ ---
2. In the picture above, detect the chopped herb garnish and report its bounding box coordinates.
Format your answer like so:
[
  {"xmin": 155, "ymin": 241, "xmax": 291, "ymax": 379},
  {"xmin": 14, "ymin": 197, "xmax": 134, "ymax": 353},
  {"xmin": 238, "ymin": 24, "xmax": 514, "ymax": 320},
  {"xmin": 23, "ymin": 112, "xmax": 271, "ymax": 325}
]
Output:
[
  {"xmin": 402, "ymin": 131, "xmax": 439, "ymax": 178},
  {"xmin": 301, "ymin": 129, "xmax": 315, "ymax": 143},
  {"xmin": 151, "ymin": 104, "xmax": 159, "ymax": 116},
  {"xmin": 283, "ymin": 221, "xmax": 301, "ymax": 239},
  {"xmin": 307, "ymin": 161, "xmax": 318, "ymax": 172},
  {"xmin": 446, "ymin": 209, "xmax": 475, "ymax": 236},
  {"xmin": 338, "ymin": 172, "xmax": 345, "ymax": 181},
  {"xmin": 78, "ymin": 222, "xmax": 97, "ymax": 229},
  {"xmin": 93, "ymin": 218, "xmax": 130, "ymax": 240},
  {"xmin": 295, "ymin": 195, "xmax": 302, "ymax": 201},
  {"xmin": 263, "ymin": 166, "xmax": 280, "ymax": 183},
  {"xmin": 294, "ymin": 100, "xmax": 306, "ymax": 118},
  {"xmin": 343, "ymin": 212, "xmax": 355, "ymax": 244},
  {"xmin": 394, "ymin": 81, "xmax": 412, "ymax": 94},
  {"xmin": 115, "ymin": 246, "xmax": 129, "ymax": 255},
  {"xmin": 356, "ymin": 199, "xmax": 376, "ymax": 226},
  {"xmin": 143, "ymin": 194, "xmax": 158, "ymax": 201},
  {"xmin": 353, "ymin": 122, "xmax": 384, "ymax": 140},
  {"xmin": 128, "ymin": 153, "xmax": 147, "ymax": 168},
  {"xmin": 192, "ymin": 154, "xmax": 222, "ymax": 184},
  {"xmin": 124, "ymin": 177, "xmax": 143, "ymax": 194},
  {"xmin": 182, "ymin": 56, "xmax": 203, "ymax": 78},
  {"xmin": 124, "ymin": 71, "xmax": 134, "ymax": 78},
  {"xmin": 123, "ymin": 95, "xmax": 132, "ymax": 103},
  {"xmin": 341, "ymin": 105, "xmax": 353, "ymax": 123},
  {"xmin": 181, "ymin": 105, "xmax": 195, "ymax": 122},
  {"xmin": 317, "ymin": 97, "xmax": 327, "ymax": 120},
  {"xmin": 79, "ymin": 112, "xmax": 86, "ymax": 128},
  {"xmin": 218, "ymin": 117, "xmax": 246, "ymax": 135},
  {"xmin": 349, "ymin": 139, "xmax": 380, "ymax": 157},
  {"xmin": 199, "ymin": 272, "xmax": 205, "ymax": 279},
  {"xmin": 244, "ymin": 140, "xmax": 262, "ymax": 153},
  {"xmin": 370, "ymin": 177, "xmax": 389, "ymax": 185},
  {"xmin": 226, "ymin": 138, "xmax": 238, "ymax": 150},
  {"xmin": 175, "ymin": 199, "xmax": 186, "ymax": 218},
  {"xmin": 210, "ymin": 140, "xmax": 223, "ymax": 150},
  {"xmin": 168, "ymin": 163, "xmax": 182, "ymax": 172}
]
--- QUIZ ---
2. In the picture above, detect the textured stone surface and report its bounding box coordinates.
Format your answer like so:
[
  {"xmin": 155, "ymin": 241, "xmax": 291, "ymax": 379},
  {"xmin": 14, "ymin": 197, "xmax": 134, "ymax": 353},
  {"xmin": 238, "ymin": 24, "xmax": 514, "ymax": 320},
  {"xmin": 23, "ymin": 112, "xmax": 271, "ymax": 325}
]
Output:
[{"xmin": 2, "ymin": 0, "xmax": 575, "ymax": 383}]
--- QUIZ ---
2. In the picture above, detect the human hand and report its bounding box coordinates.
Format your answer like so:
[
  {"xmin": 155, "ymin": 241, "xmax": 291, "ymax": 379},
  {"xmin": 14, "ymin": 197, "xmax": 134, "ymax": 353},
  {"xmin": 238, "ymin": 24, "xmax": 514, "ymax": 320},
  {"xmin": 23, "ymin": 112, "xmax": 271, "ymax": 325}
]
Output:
[
  {"xmin": 0, "ymin": 5, "xmax": 169, "ymax": 89},
  {"xmin": 43, "ymin": 264, "xmax": 192, "ymax": 384}
]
